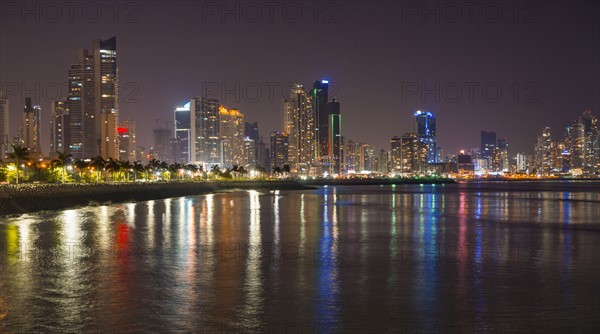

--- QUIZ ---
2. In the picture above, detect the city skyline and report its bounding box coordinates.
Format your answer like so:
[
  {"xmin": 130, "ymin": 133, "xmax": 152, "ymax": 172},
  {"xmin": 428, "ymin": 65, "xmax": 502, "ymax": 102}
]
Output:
[{"xmin": 0, "ymin": 2, "xmax": 597, "ymax": 156}]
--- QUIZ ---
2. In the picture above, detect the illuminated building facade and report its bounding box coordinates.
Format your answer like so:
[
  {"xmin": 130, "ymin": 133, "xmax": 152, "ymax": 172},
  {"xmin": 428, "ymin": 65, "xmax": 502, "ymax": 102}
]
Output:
[
  {"xmin": 190, "ymin": 97, "xmax": 220, "ymax": 166},
  {"xmin": 0, "ymin": 93, "xmax": 8, "ymax": 158},
  {"xmin": 219, "ymin": 106, "xmax": 245, "ymax": 167},
  {"xmin": 283, "ymin": 83, "xmax": 315, "ymax": 175},
  {"xmin": 270, "ymin": 131, "xmax": 289, "ymax": 169},
  {"xmin": 118, "ymin": 119, "xmax": 136, "ymax": 161},
  {"xmin": 22, "ymin": 97, "xmax": 42, "ymax": 154},
  {"xmin": 414, "ymin": 110, "xmax": 437, "ymax": 163},
  {"xmin": 534, "ymin": 127, "xmax": 552, "ymax": 174},
  {"xmin": 174, "ymin": 102, "xmax": 191, "ymax": 164},
  {"xmin": 328, "ymin": 99, "xmax": 342, "ymax": 175},
  {"xmin": 50, "ymin": 100, "xmax": 70, "ymax": 155},
  {"xmin": 67, "ymin": 37, "xmax": 119, "ymax": 159}
]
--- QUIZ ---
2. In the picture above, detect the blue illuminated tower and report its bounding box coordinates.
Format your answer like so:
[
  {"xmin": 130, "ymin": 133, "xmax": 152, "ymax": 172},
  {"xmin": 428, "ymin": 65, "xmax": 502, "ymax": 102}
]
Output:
[{"xmin": 414, "ymin": 110, "xmax": 437, "ymax": 163}]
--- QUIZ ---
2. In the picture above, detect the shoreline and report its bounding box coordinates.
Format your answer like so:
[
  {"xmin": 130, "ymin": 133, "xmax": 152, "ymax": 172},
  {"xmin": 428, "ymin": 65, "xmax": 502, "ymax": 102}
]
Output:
[{"xmin": 0, "ymin": 181, "xmax": 313, "ymax": 216}]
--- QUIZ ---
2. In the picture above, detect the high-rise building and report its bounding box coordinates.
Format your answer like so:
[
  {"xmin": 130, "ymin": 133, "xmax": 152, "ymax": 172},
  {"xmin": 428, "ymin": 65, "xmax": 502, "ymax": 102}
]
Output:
[
  {"xmin": 153, "ymin": 127, "xmax": 172, "ymax": 163},
  {"xmin": 283, "ymin": 83, "xmax": 315, "ymax": 175},
  {"xmin": 256, "ymin": 137, "xmax": 270, "ymax": 170},
  {"xmin": 67, "ymin": 37, "xmax": 119, "ymax": 159},
  {"xmin": 219, "ymin": 106, "xmax": 245, "ymax": 167},
  {"xmin": 22, "ymin": 97, "xmax": 42, "ymax": 154},
  {"xmin": 534, "ymin": 127, "xmax": 552, "ymax": 174},
  {"xmin": 270, "ymin": 131, "xmax": 289, "ymax": 169},
  {"xmin": 516, "ymin": 153, "xmax": 529, "ymax": 173},
  {"xmin": 398, "ymin": 133, "xmax": 428, "ymax": 174},
  {"xmin": 243, "ymin": 137, "xmax": 256, "ymax": 169},
  {"xmin": 480, "ymin": 131, "xmax": 497, "ymax": 162},
  {"xmin": 117, "ymin": 120, "xmax": 136, "ymax": 161},
  {"xmin": 567, "ymin": 120, "xmax": 585, "ymax": 170},
  {"xmin": 580, "ymin": 110, "xmax": 598, "ymax": 173},
  {"xmin": 345, "ymin": 140, "xmax": 359, "ymax": 174},
  {"xmin": 390, "ymin": 136, "xmax": 402, "ymax": 174},
  {"xmin": 50, "ymin": 100, "xmax": 70, "ymax": 155},
  {"xmin": 496, "ymin": 138, "xmax": 509, "ymax": 172},
  {"xmin": 0, "ymin": 93, "xmax": 9, "ymax": 158},
  {"xmin": 378, "ymin": 149, "xmax": 389, "ymax": 174},
  {"xmin": 358, "ymin": 143, "xmax": 374, "ymax": 172},
  {"xmin": 328, "ymin": 99, "xmax": 342, "ymax": 175},
  {"xmin": 174, "ymin": 102, "xmax": 191, "ymax": 164},
  {"xmin": 414, "ymin": 110, "xmax": 437, "ymax": 163},
  {"xmin": 244, "ymin": 121, "xmax": 259, "ymax": 143},
  {"xmin": 312, "ymin": 80, "xmax": 329, "ymax": 161},
  {"xmin": 190, "ymin": 97, "xmax": 220, "ymax": 166}
]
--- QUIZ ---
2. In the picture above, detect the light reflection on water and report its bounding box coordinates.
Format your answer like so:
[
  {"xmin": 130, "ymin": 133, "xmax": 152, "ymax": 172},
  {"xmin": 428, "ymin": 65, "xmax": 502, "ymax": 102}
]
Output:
[{"xmin": 0, "ymin": 183, "xmax": 599, "ymax": 333}]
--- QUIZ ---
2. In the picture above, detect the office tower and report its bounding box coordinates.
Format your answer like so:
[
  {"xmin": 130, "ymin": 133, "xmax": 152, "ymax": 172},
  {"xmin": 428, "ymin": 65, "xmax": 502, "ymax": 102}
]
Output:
[
  {"xmin": 378, "ymin": 149, "xmax": 389, "ymax": 174},
  {"xmin": 219, "ymin": 106, "xmax": 245, "ymax": 167},
  {"xmin": 0, "ymin": 93, "xmax": 9, "ymax": 158},
  {"xmin": 22, "ymin": 97, "xmax": 42, "ymax": 154},
  {"xmin": 312, "ymin": 80, "xmax": 329, "ymax": 160},
  {"xmin": 516, "ymin": 153, "xmax": 529, "ymax": 173},
  {"xmin": 153, "ymin": 127, "xmax": 172, "ymax": 163},
  {"xmin": 173, "ymin": 102, "xmax": 191, "ymax": 164},
  {"xmin": 190, "ymin": 97, "xmax": 220, "ymax": 166},
  {"xmin": 345, "ymin": 140, "xmax": 359, "ymax": 173},
  {"xmin": 256, "ymin": 137, "xmax": 269, "ymax": 170},
  {"xmin": 243, "ymin": 137, "xmax": 256, "ymax": 168},
  {"xmin": 480, "ymin": 131, "xmax": 497, "ymax": 162},
  {"xmin": 50, "ymin": 100, "xmax": 70, "ymax": 155},
  {"xmin": 390, "ymin": 136, "xmax": 402, "ymax": 174},
  {"xmin": 283, "ymin": 83, "xmax": 315, "ymax": 175},
  {"xmin": 580, "ymin": 110, "xmax": 598, "ymax": 173},
  {"xmin": 270, "ymin": 131, "xmax": 289, "ymax": 168},
  {"xmin": 244, "ymin": 121, "xmax": 259, "ymax": 142},
  {"xmin": 328, "ymin": 99, "xmax": 342, "ymax": 175},
  {"xmin": 534, "ymin": 127, "xmax": 552, "ymax": 174},
  {"xmin": 358, "ymin": 143, "xmax": 374, "ymax": 172},
  {"xmin": 399, "ymin": 133, "xmax": 428, "ymax": 174},
  {"xmin": 67, "ymin": 36, "xmax": 119, "ymax": 159},
  {"xmin": 414, "ymin": 110, "xmax": 437, "ymax": 163},
  {"xmin": 496, "ymin": 138, "xmax": 509, "ymax": 172},
  {"xmin": 567, "ymin": 120, "xmax": 585, "ymax": 170},
  {"xmin": 117, "ymin": 120, "xmax": 136, "ymax": 161}
]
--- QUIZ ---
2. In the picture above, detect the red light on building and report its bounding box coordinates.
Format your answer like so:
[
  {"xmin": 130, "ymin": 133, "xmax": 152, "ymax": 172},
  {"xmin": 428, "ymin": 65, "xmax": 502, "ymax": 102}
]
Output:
[{"xmin": 117, "ymin": 127, "xmax": 128, "ymax": 135}]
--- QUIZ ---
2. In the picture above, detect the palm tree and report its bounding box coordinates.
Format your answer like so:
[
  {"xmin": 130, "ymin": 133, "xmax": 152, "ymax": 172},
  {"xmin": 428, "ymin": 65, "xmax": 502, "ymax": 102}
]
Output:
[
  {"xmin": 184, "ymin": 164, "xmax": 199, "ymax": 179},
  {"xmin": 51, "ymin": 151, "xmax": 73, "ymax": 183},
  {"xmin": 90, "ymin": 156, "xmax": 106, "ymax": 182},
  {"xmin": 210, "ymin": 164, "xmax": 221, "ymax": 179},
  {"xmin": 272, "ymin": 166, "xmax": 282, "ymax": 178},
  {"xmin": 120, "ymin": 160, "xmax": 133, "ymax": 182},
  {"xmin": 74, "ymin": 159, "xmax": 89, "ymax": 180},
  {"xmin": 282, "ymin": 164, "xmax": 291, "ymax": 178},
  {"xmin": 7, "ymin": 144, "xmax": 30, "ymax": 184},
  {"xmin": 132, "ymin": 161, "xmax": 144, "ymax": 181}
]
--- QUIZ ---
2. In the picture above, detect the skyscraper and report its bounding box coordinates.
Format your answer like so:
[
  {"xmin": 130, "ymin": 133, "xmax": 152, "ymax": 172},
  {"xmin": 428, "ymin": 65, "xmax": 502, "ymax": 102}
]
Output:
[
  {"xmin": 219, "ymin": 106, "xmax": 245, "ymax": 167},
  {"xmin": 414, "ymin": 110, "xmax": 437, "ymax": 163},
  {"xmin": 50, "ymin": 100, "xmax": 70, "ymax": 155},
  {"xmin": 328, "ymin": 99, "xmax": 342, "ymax": 175},
  {"xmin": 118, "ymin": 120, "xmax": 136, "ymax": 162},
  {"xmin": 312, "ymin": 80, "xmax": 329, "ymax": 161},
  {"xmin": 0, "ymin": 93, "xmax": 9, "ymax": 158},
  {"xmin": 567, "ymin": 120, "xmax": 585, "ymax": 170},
  {"xmin": 244, "ymin": 121, "xmax": 259, "ymax": 143},
  {"xmin": 534, "ymin": 127, "xmax": 552, "ymax": 174},
  {"xmin": 153, "ymin": 126, "xmax": 172, "ymax": 163},
  {"xmin": 190, "ymin": 97, "xmax": 220, "ymax": 166},
  {"xmin": 496, "ymin": 138, "xmax": 509, "ymax": 172},
  {"xmin": 270, "ymin": 131, "xmax": 289, "ymax": 169},
  {"xmin": 174, "ymin": 102, "xmax": 191, "ymax": 163},
  {"xmin": 67, "ymin": 37, "xmax": 119, "ymax": 159},
  {"xmin": 390, "ymin": 136, "xmax": 402, "ymax": 174},
  {"xmin": 22, "ymin": 97, "xmax": 42, "ymax": 154},
  {"xmin": 283, "ymin": 83, "xmax": 315, "ymax": 175},
  {"xmin": 480, "ymin": 131, "xmax": 497, "ymax": 161}
]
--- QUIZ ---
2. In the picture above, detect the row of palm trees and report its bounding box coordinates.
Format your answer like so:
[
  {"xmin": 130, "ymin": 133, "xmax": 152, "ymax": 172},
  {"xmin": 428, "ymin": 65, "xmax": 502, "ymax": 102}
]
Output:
[{"xmin": 1, "ymin": 144, "xmax": 283, "ymax": 184}]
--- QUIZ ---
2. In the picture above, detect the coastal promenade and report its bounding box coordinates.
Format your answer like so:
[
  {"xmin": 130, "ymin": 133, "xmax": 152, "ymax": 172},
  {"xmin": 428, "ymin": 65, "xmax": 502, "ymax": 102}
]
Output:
[{"xmin": 0, "ymin": 181, "xmax": 311, "ymax": 216}]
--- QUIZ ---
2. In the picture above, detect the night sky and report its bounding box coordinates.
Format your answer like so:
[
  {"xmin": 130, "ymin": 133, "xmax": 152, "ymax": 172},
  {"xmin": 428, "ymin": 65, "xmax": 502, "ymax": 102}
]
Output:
[{"xmin": 1, "ymin": 0, "xmax": 598, "ymax": 155}]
